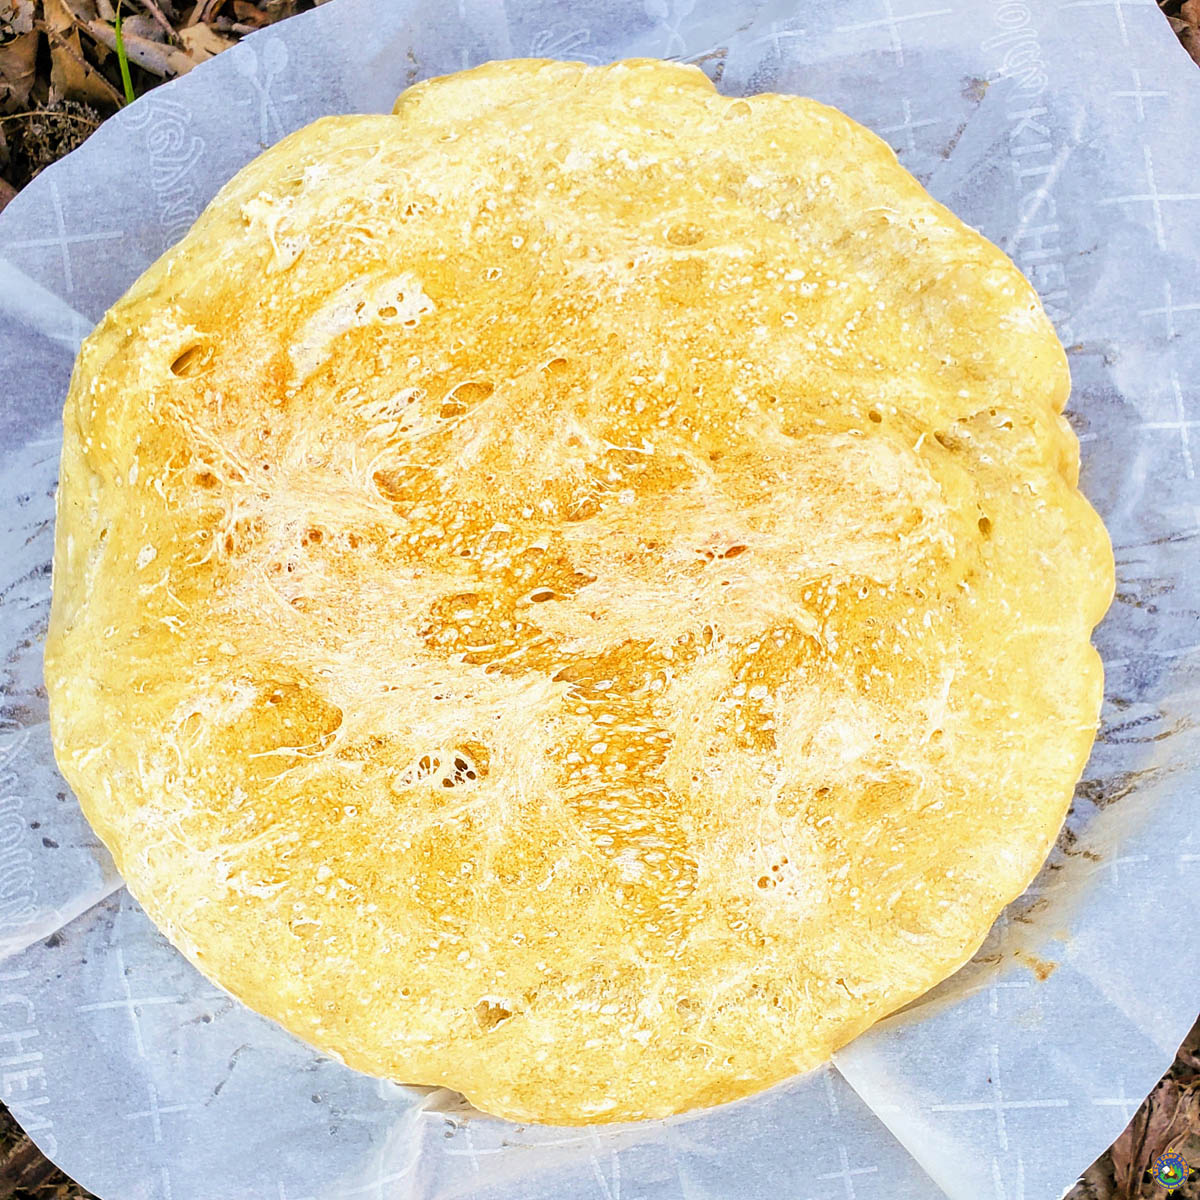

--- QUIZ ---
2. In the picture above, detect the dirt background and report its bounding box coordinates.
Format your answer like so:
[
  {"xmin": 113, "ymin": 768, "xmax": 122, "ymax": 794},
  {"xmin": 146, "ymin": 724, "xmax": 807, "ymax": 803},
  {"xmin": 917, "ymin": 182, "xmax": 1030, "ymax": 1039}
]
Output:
[{"xmin": 1, "ymin": 0, "xmax": 1198, "ymax": 1195}]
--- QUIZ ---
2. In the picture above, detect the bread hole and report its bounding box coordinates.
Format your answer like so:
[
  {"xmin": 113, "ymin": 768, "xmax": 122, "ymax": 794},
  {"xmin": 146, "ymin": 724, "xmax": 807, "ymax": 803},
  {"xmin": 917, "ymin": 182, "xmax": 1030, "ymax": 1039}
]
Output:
[
  {"xmin": 978, "ymin": 516, "xmax": 992, "ymax": 537},
  {"xmin": 720, "ymin": 544, "xmax": 747, "ymax": 559},
  {"xmin": 544, "ymin": 356, "xmax": 569, "ymax": 375},
  {"xmin": 528, "ymin": 588, "xmax": 556, "ymax": 603},
  {"xmin": 378, "ymin": 305, "xmax": 399, "ymax": 319},
  {"xmin": 395, "ymin": 743, "xmax": 488, "ymax": 792},
  {"xmin": 440, "ymin": 380, "xmax": 494, "ymax": 419},
  {"xmin": 756, "ymin": 875, "xmax": 772, "ymax": 889},
  {"xmin": 666, "ymin": 222, "xmax": 705, "ymax": 247},
  {"xmin": 725, "ymin": 100, "xmax": 752, "ymax": 119},
  {"xmin": 169, "ymin": 344, "xmax": 212, "ymax": 378},
  {"xmin": 868, "ymin": 409, "xmax": 883, "ymax": 423},
  {"xmin": 474, "ymin": 999, "xmax": 514, "ymax": 1031},
  {"xmin": 440, "ymin": 752, "xmax": 479, "ymax": 786},
  {"xmin": 458, "ymin": 740, "xmax": 490, "ymax": 779},
  {"xmin": 455, "ymin": 380, "xmax": 495, "ymax": 404},
  {"xmin": 675, "ymin": 996, "xmax": 699, "ymax": 1023}
]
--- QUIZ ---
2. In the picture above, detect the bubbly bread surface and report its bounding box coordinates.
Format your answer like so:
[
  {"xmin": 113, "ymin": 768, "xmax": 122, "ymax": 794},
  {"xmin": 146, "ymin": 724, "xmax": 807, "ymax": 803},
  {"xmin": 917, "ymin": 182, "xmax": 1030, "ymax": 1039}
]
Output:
[{"xmin": 45, "ymin": 57, "xmax": 1114, "ymax": 1124}]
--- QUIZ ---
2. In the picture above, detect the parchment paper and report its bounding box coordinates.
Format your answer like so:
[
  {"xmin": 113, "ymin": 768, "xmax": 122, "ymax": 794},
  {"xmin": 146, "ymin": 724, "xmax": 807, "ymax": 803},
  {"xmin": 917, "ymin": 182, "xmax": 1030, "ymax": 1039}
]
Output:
[{"xmin": 1, "ymin": 1, "xmax": 1198, "ymax": 1197}]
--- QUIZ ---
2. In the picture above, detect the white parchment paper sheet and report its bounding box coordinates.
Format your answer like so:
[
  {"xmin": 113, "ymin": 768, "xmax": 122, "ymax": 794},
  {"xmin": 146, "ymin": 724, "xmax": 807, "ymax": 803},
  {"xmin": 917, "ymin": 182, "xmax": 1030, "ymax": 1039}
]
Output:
[{"xmin": 1, "ymin": 1, "xmax": 1198, "ymax": 1197}]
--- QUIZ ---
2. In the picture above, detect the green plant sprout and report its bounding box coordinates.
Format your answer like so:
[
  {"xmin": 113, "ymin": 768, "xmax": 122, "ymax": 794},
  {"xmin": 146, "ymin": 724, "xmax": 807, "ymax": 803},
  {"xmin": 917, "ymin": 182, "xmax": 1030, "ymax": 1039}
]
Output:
[{"xmin": 114, "ymin": 0, "xmax": 135, "ymax": 106}]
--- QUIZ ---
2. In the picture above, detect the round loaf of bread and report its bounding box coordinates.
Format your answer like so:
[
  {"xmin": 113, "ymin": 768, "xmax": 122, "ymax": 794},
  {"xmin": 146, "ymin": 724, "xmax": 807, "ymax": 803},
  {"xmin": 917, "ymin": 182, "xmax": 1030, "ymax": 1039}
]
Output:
[{"xmin": 45, "ymin": 57, "xmax": 1114, "ymax": 1124}]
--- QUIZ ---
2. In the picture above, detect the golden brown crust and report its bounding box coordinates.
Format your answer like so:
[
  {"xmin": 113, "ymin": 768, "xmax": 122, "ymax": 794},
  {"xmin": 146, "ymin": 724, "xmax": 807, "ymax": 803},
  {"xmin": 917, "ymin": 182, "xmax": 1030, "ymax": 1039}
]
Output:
[{"xmin": 45, "ymin": 58, "xmax": 1114, "ymax": 1124}]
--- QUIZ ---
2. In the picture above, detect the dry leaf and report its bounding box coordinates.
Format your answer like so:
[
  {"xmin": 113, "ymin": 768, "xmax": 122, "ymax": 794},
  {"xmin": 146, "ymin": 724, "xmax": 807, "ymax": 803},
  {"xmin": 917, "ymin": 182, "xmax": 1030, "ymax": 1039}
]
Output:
[
  {"xmin": 56, "ymin": 0, "xmax": 99, "ymax": 24},
  {"xmin": 1183, "ymin": 27, "xmax": 1200, "ymax": 69},
  {"xmin": 1178, "ymin": 1019, "xmax": 1200, "ymax": 1075},
  {"xmin": 1069, "ymin": 1158, "xmax": 1118, "ymax": 1200},
  {"xmin": 1111, "ymin": 1077, "xmax": 1200, "ymax": 1199},
  {"xmin": 1179, "ymin": 0, "xmax": 1200, "ymax": 67},
  {"xmin": 45, "ymin": 0, "xmax": 87, "ymax": 101},
  {"xmin": 44, "ymin": 0, "xmax": 120, "ymax": 106},
  {"xmin": 1, "ymin": 0, "xmax": 37, "ymax": 36},
  {"xmin": 231, "ymin": 0, "xmax": 268, "ymax": 27},
  {"xmin": 121, "ymin": 11, "xmax": 164, "ymax": 40},
  {"xmin": 177, "ymin": 19, "xmax": 234, "ymax": 62},
  {"xmin": 0, "ymin": 28, "xmax": 38, "ymax": 108},
  {"xmin": 0, "ymin": 128, "xmax": 13, "ymax": 211}
]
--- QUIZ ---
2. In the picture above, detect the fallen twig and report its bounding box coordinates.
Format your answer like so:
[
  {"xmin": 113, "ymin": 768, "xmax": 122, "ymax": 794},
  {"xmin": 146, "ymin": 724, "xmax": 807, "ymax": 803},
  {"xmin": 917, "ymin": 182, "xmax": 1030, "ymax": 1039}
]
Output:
[
  {"xmin": 87, "ymin": 11, "xmax": 199, "ymax": 77},
  {"xmin": 185, "ymin": 0, "xmax": 227, "ymax": 28},
  {"xmin": 0, "ymin": 107, "xmax": 104, "ymax": 122},
  {"xmin": 135, "ymin": 0, "xmax": 179, "ymax": 44}
]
